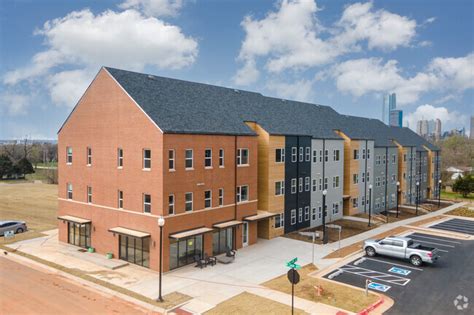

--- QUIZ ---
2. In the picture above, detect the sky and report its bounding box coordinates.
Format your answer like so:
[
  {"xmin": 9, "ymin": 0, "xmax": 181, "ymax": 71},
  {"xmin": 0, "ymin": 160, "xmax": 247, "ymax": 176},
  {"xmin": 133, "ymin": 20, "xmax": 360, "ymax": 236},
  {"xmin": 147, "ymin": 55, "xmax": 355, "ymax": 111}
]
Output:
[{"xmin": 0, "ymin": 0, "xmax": 473, "ymax": 140}]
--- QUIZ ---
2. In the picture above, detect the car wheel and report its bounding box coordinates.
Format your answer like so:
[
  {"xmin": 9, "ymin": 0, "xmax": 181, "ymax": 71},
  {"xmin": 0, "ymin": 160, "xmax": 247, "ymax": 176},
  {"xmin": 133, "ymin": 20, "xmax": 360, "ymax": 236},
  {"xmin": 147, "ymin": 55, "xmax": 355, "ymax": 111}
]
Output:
[
  {"xmin": 16, "ymin": 228, "xmax": 24, "ymax": 234},
  {"xmin": 365, "ymin": 247, "xmax": 376, "ymax": 257},
  {"xmin": 410, "ymin": 255, "xmax": 422, "ymax": 266}
]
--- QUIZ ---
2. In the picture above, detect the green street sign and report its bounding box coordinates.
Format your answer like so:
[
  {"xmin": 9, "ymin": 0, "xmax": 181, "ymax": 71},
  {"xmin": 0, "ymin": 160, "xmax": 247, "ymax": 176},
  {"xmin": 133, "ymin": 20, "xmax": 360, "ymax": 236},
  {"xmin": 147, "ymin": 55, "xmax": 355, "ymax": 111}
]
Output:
[{"xmin": 286, "ymin": 258, "xmax": 301, "ymax": 269}]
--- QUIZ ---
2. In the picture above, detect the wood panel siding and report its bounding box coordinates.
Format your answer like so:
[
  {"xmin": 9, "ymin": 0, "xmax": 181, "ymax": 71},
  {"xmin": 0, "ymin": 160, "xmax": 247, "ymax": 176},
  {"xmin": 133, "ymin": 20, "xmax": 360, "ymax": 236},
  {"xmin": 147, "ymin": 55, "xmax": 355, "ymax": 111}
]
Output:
[{"xmin": 337, "ymin": 131, "xmax": 360, "ymax": 215}]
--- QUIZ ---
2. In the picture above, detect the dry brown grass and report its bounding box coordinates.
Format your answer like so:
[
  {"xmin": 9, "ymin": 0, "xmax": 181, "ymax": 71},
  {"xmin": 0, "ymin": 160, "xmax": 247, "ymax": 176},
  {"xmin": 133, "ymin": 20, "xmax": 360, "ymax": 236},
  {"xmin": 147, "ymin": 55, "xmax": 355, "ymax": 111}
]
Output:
[
  {"xmin": 262, "ymin": 264, "xmax": 378, "ymax": 313},
  {"xmin": 204, "ymin": 292, "xmax": 307, "ymax": 315},
  {"xmin": 446, "ymin": 207, "xmax": 474, "ymax": 218},
  {"xmin": 0, "ymin": 183, "xmax": 58, "ymax": 245}
]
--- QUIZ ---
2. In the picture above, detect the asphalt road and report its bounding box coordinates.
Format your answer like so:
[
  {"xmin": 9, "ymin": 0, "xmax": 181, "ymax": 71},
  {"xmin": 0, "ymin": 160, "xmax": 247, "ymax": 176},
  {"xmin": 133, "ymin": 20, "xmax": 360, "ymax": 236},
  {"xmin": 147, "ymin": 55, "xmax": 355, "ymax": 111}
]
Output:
[
  {"xmin": 325, "ymin": 232, "xmax": 474, "ymax": 315},
  {"xmin": 0, "ymin": 256, "xmax": 157, "ymax": 315}
]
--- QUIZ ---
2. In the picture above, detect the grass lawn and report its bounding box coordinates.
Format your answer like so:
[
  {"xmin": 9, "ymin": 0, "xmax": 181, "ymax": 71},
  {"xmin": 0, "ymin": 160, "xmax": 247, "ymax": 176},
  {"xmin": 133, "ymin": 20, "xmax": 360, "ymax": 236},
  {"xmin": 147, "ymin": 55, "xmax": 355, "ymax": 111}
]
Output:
[
  {"xmin": 204, "ymin": 292, "xmax": 307, "ymax": 315},
  {"xmin": 0, "ymin": 183, "xmax": 58, "ymax": 245},
  {"xmin": 446, "ymin": 207, "xmax": 474, "ymax": 218},
  {"xmin": 441, "ymin": 191, "xmax": 474, "ymax": 202},
  {"xmin": 262, "ymin": 265, "xmax": 379, "ymax": 313}
]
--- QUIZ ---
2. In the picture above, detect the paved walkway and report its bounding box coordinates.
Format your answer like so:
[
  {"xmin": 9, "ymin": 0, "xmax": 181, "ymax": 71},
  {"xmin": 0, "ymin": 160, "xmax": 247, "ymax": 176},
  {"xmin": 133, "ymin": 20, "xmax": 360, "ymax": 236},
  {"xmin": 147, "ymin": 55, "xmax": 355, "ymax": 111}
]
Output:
[{"xmin": 6, "ymin": 202, "xmax": 467, "ymax": 314}]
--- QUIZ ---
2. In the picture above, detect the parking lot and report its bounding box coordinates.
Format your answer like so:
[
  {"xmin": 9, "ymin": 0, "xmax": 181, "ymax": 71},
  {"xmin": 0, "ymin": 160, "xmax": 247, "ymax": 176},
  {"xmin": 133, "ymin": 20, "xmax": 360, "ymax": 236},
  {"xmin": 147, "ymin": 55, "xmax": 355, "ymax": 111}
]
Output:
[
  {"xmin": 429, "ymin": 218, "xmax": 474, "ymax": 235},
  {"xmin": 324, "ymin": 232, "xmax": 474, "ymax": 315}
]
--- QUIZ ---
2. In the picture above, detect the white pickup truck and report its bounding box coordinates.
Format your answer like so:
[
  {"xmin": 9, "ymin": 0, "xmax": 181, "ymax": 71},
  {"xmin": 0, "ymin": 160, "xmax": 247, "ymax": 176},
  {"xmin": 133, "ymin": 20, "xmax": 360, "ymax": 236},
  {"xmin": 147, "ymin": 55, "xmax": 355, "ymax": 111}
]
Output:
[{"xmin": 363, "ymin": 236, "xmax": 440, "ymax": 266}]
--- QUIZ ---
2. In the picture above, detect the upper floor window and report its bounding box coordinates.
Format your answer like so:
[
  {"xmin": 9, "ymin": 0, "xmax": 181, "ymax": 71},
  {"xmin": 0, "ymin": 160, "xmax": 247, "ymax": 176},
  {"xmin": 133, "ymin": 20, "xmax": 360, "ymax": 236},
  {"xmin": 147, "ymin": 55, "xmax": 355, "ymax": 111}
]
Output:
[
  {"xmin": 324, "ymin": 177, "xmax": 328, "ymax": 190},
  {"xmin": 87, "ymin": 186, "xmax": 92, "ymax": 203},
  {"xmin": 185, "ymin": 192, "xmax": 193, "ymax": 211},
  {"xmin": 312, "ymin": 179, "xmax": 317, "ymax": 192},
  {"xmin": 291, "ymin": 147, "xmax": 297, "ymax": 162},
  {"xmin": 86, "ymin": 147, "xmax": 92, "ymax": 166},
  {"xmin": 333, "ymin": 149, "xmax": 340, "ymax": 161},
  {"xmin": 367, "ymin": 149, "xmax": 371, "ymax": 159},
  {"xmin": 275, "ymin": 181, "xmax": 285, "ymax": 196},
  {"xmin": 352, "ymin": 197, "xmax": 359, "ymax": 208},
  {"xmin": 333, "ymin": 176, "xmax": 340, "ymax": 188},
  {"xmin": 117, "ymin": 148, "xmax": 123, "ymax": 168},
  {"xmin": 291, "ymin": 209, "xmax": 296, "ymax": 225},
  {"xmin": 118, "ymin": 190, "xmax": 123, "ymax": 209},
  {"xmin": 236, "ymin": 185, "xmax": 249, "ymax": 203},
  {"xmin": 291, "ymin": 178, "xmax": 297, "ymax": 194},
  {"xmin": 168, "ymin": 150, "xmax": 175, "ymax": 170},
  {"xmin": 319, "ymin": 150, "xmax": 323, "ymax": 162},
  {"xmin": 298, "ymin": 177, "xmax": 303, "ymax": 193},
  {"xmin": 276, "ymin": 148, "xmax": 285, "ymax": 163},
  {"xmin": 237, "ymin": 148, "xmax": 249, "ymax": 166},
  {"xmin": 403, "ymin": 154, "xmax": 407, "ymax": 162},
  {"xmin": 304, "ymin": 206, "xmax": 310, "ymax": 221},
  {"xmin": 353, "ymin": 149, "xmax": 359, "ymax": 160},
  {"xmin": 143, "ymin": 149, "xmax": 151, "ymax": 170},
  {"xmin": 299, "ymin": 147, "xmax": 304, "ymax": 162},
  {"xmin": 376, "ymin": 155, "xmax": 381, "ymax": 165},
  {"xmin": 275, "ymin": 213, "xmax": 284, "ymax": 228},
  {"xmin": 168, "ymin": 194, "xmax": 174, "ymax": 215},
  {"xmin": 143, "ymin": 194, "xmax": 151, "ymax": 213},
  {"xmin": 366, "ymin": 172, "xmax": 370, "ymax": 182},
  {"xmin": 305, "ymin": 147, "xmax": 311, "ymax": 162},
  {"xmin": 219, "ymin": 149, "xmax": 224, "ymax": 167},
  {"xmin": 205, "ymin": 149, "xmax": 212, "ymax": 168},
  {"xmin": 67, "ymin": 183, "xmax": 73, "ymax": 199},
  {"xmin": 218, "ymin": 188, "xmax": 224, "ymax": 206},
  {"xmin": 324, "ymin": 150, "xmax": 328, "ymax": 162},
  {"xmin": 312, "ymin": 150, "xmax": 317, "ymax": 163},
  {"xmin": 66, "ymin": 147, "xmax": 73, "ymax": 164},
  {"xmin": 204, "ymin": 190, "xmax": 212, "ymax": 208},
  {"xmin": 305, "ymin": 177, "xmax": 310, "ymax": 191},
  {"xmin": 353, "ymin": 173, "xmax": 359, "ymax": 184},
  {"xmin": 185, "ymin": 149, "xmax": 193, "ymax": 169},
  {"xmin": 362, "ymin": 172, "xmax": 365, "ymax": 183},
  {"xmin": 382, "ymin": 155, "xmax": 386, "ymax": 164},
  {"xmin": 362, "ymin": 149, "xmax": 366, "ymax": 159}
]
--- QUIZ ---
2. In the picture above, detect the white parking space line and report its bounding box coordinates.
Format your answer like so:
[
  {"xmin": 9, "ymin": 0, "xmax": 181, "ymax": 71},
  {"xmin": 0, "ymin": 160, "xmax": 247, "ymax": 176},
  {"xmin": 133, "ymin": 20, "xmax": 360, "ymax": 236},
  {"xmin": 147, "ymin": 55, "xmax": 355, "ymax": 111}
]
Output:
[
  {"xmin": 433, "ymin": 225, "xmax": 474, "ymax": 234},
  {"xmin": 410, "ymin": 238, "xmax": 456, "ymax": 248},
  {"xmin": 340, "ymin": 265, "xmax": 411, "ymax": 286},
  {"xmin": 435, "ymin": 248, "xmax": 449, "ymax": 253},
  {"xmin": 363, "ymin": 257, "xmax": 423, "ymax": 271},
  {"xmin": 435, "ymin": 222, "xmax": 474, "ymax": 230},
  {"xmin": 410, "ymin": 234, "xmax": 461, "ymax": 244}
]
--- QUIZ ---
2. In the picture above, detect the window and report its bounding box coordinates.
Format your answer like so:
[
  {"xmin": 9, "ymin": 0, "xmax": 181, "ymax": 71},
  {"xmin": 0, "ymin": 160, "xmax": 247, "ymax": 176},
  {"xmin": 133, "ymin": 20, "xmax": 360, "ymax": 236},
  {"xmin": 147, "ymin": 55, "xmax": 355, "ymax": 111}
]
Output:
[
  {"xmin": 305, "ymin": 177, "xmax": 310, "ymax": 191},
  {"xmin": 353, "ymin": 174, "xmax": 359, "ymax": 184},
  {"xmin": 117, "ymin": 148, "xmax": 123, "ymax": 168},
  {"xmin": 291, "ymin": 147, "xmax": 297, "ymax": 162},
  {"xmin": 143, "ymin": 149, "xmax": 151, "ymax": 169},
  {"xmin": 366, "ymin": 172, "xmax": 370, "ymax": 182},
  {"xmin": 86, "ymin": 147, "xmax": 92, "ymax": 165},
  {"xmin": 185, "ymin": 149, "xmax": 193, "ymax": 169},
  {"xmin": 87, "ymin": 186, "xmax": 92, "ymax": 203},
  {"xmin": 382, "ymin": 155, "xmax": 386, "ymax": 164},
  {"xmin": 362, "ymin": 172, "xmax": 365, "ymax": 183},
  {"xmin": 319, "ymin": 150, "xmax": 323, "ymax": 162},
  {"xmin": 291, "ymin": 178, "xmax": 297, "ymax": 194},
  {"xmin": 304, "ymin": 206, "xmax": 309, "ymax": 220},
  {"xmin": 361, "ymin": 196, "xmax": 365, "ymax": 206},
  {"xmin": 376, "ymin": 177, "xmax": 381, "ymax": 187},
  {"xmin": 299, "ymin": 147, "xmax": 304, "ymax": 162},
  {"xmin": 362, "ymin": 149, "xmax": 366, "ymax": 159},
  {"xmin": 185, "ymin": 192, "xmax": 193, "ymax": 211},
  {"xmin": 367, "ymin": 149, "xmax": 371, "ymax": 159},
  {"xmin": 312, "ymin": 150, "xmax": 317, "ymax": 163},
  {"xmin": 324, "ymin": 149, "xmax": 328, "ymax": 162},
  {"xmin": 67, "ymin": 183, "xmax": 73, "ymax": 199},
  {"xmin": 237, "ymin": 148, "xmax": 249, "ymax": 166},
  {"xmin": 305, "ymin": 147, "xmax": 311, "ymax": 161},
  {"xmin": 275, "ymin": 148, "xmax": 285, "ymax": 163},
  {"xmin": 332, "ymin": 203, "xmax": 339, "ymax": 214},
  {"xmin": 324, "ymin": 177, "xmax": 328, "ymax": 190},
  {"xmin": 275, "ymin": 213, "xmax": 284, "ymax": 228},
  {"xmin": 204, "ymin": 190, "xmax": 212, "ymax": 208},
  {"xmin": 275, "ymin": 181, "xmax": 285, "ymax": 196},
  {"xmin": 318, "ymin": 206, "xmax": 322, "ymax": 219},
  {"xmin": 143, "ymin": 194, "xmax": 151, "ymax": 213},
  {"xmin": 118, "ymin": 190, "xmax": 123, "ymax": 209},
  {"xmin": 236, "ymin": 185, "xmax": 249, "ymax": 203},
  {"xmin": 319, "ymin": 178, "xmax": 322, "ymax": 191},
  {"xmin": 218, "ymin": 188, "xmax": 224, "ymax": 206},
  {"xmin": 333, "ymin": 176, "xmax": 339, "ymax": 188},
  {"xmin": 376, "ymin": 155, "xmax": 381, "ymax": 165},
  {"xmin": 298, "ymin": 177, "xmax": 303, "ymax": 193},
  {"xmin": 352, "ymin": 197, "xmax": 359, "ymax": 208},
  {"xmin": 333, "ymin": 150, "xmax": 340, "ymax": 161},
  {"xmin": 312, "ymin": 207, "xmax": 316, "ymax": 220},
  {"xmin": 219, "ymin": 149, "xmax": 224, "ymax": 167},
  {"xmin": 168, "ymin": 149, "xmax": 175, "ymax": 170},
  {"xmin": 298, "ymin": 208, "xmax": 303, "ymax": 222},
  {"xmin": 204, "ymin": 149, "xmax": 213, "ymax": 168},
  {"xmin": 119, "ymin": 235, "xmax": 150, "ymax": 268},
  {"xmin": 66, "ymin": 147, "xmax": 73, "ymax": 164},
  {"xmin": 291, "ymin": 209, "xmax": 296, "ymax": 225},
  {"xmin": 312, "ymin": 179, "xmax": 317, "ymax": 192},
  {"xmin": 404, "ymin": 154, "xmax": 407, "ymax": 162},
  {"xmin": 168, "ymin": 194, "xmax": 175, "ymax": 214},
  {"xmin": 353, "ymin": 149, "xmax": 359, "ymax": 160}
]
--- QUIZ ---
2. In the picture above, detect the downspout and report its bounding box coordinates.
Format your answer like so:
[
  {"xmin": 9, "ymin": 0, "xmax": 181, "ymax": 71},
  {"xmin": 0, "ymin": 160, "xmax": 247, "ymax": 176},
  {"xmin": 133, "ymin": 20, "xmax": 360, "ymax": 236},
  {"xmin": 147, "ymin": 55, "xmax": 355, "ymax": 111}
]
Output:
[
  {"xmin": 322, "ymin": 139, "xmax": 326, "ymax": 220},
  {"xmin": 384, "ymin": 147, "xmax": 388, "ymax": 212},
  {"xmin": 364, "ymin": 140, "xmax": 368, "ymax": 213}
]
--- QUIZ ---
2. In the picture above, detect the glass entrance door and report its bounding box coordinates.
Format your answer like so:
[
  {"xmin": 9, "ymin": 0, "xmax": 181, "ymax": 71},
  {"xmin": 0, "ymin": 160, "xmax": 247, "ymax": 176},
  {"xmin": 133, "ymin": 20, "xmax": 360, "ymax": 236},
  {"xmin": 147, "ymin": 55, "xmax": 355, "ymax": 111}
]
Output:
[
  {"xmin": 67, "ymin": 222, "xmax": 90, "ymax": 248},
  {"xmin": 242, "ymin": 222, "xmax": 249, "ymax": 247},
  {"xmin": 118, "ymin": 235, "xmax": 150, "ymax": 268}
]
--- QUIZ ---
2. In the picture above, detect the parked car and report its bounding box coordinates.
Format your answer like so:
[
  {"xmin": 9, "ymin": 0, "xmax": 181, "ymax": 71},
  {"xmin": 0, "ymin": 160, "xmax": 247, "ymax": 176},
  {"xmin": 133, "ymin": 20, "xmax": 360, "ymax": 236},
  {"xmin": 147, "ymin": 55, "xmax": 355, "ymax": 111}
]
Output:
[
  {"xmin": 0, "ymin": 220, "xmax": 27, "ymax": 236},
  {"xmin": 364, "ymin": 236, "xmax": 439, "ymax": 266}
]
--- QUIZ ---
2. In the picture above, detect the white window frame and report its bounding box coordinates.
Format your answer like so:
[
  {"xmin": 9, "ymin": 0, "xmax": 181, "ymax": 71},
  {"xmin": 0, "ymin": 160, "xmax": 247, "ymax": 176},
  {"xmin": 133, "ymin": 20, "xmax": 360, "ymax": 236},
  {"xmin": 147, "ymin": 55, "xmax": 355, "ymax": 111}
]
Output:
[
  {"xmin": 324, "ymin": 177, "xmax": 328, "ymax": 190},
  {"xmin": 218, "ymin": 188, "xmax": 224, "ymax": 206},
  {"xmin": 168, "ymin": 194, "xmax": 175, "ymax": 215},
  {"xmin": 304, "ymin": 177, "xmax": 310, "ymax": 191},
  {"xmin": 298, "ymin": 208, "xmax": 303, "ymax": 223},
  {"xmin": 275, "ymin": 181, "xmax": 285, "ymax": 196},
  {"xmin": 299, "ymin": 147, "xmax": 304, "ymax": 162},
  {"xmin": 168, "ymin": 149, "xmax": 175, "ymax": 171},
  {"xmin": 205, "ymin": 148, "xmax": 212, "ymax": 168},
  {"xmin": 86, "ymin": 147, "xmax": 92, "ymax": 166},
  {"xmin": 298, "ymin": 177, "xmax": 303, "ymax": 193},
  {"xmin": 291, "ymin": 178, "xmax": 297, "ymax": 194},
  {"xmin": 333, "ymin": 149, "xmax": 340, "ymax": 161},
  {"xmin": 185, "ymin": 149, "xmax": 193, "ymax": 169},
  {"xmin": 237, "ymin": 148, "xmax": 249, "ymax": 166},
  {"xmin": 304, "ymin": 206, "xmax": 309, "ymax": 221},
  {"xmin": 67, "ymin": 183, "xmax": 73, "ymax": 199},
  {"xmin": 305, "ymin": 147, "xmax": 310, "ymax": 161},
  {"xmin": 275, "ymin": 213, "xmax": 284, "ymax": 228},
  {"xmin": 185, "ymin": 192, "xmax": 193, "ymax": 211},
  {"xmin": 204, "ymin": 190, "xmax": 212, "ymax": 208},
  {"xmin": 353, "ymin": 173, "xmax": 359, "ymax": 184},
  {"xmin": 312, "ymin": 150, "xmax": 317, "ymax": 163},
  {"xmin": 236, "ymin": 185, "xmax": 249, "ymax": 203},
  {"xmin": 291, "ymin": 147, "xmax": 297, "ymax": 162},
  {"xmin": 311, "ymin": 207, "xmax": 316, "ymax": 220},
  {"xmin": 117, "ymin": 148, "xmax": 123, "ymax": 168},
  {"xmin": 312, "ymin": 179, "xmax": 317, "ymax": 192},
  {"xmin": 333, "ymin": 176, "xmax": 339, "ymax": 188},
  {"xmin": 219, "ymin": 149, "xmax": 224, "ymax": 167},
  {"xmin": 118, "ymin": 190, "xmax": 123, "ymax": 209},
  {"xmin": 291, "ymin": 209, "xmax": 296, "ymax": 225},
  {"xmin": 87, "ymin": 186, "xmax": 92, "ymax": 203},
  {"xmin": 143, "ymin": 149, "xmax": 151, "ymax": 170},
  {"xmin": 143, "ymin": 194, "xmax": 151, "ymax": 213},
  {"xmin": 66, "ymin": 147, "xmax": 73, "ymax": 164},
  {"xmin": 276, "ymin": 148, "xmax": 285, "ymax": 163}
]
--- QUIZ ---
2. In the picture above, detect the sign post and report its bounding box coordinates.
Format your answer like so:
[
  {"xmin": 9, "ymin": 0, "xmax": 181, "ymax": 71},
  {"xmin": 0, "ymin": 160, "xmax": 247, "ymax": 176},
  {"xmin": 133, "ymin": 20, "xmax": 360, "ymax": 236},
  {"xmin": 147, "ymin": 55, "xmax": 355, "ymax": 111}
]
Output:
[{"xmin": 286, "ymin": 258, "xmax": 301, "ymax": 315}]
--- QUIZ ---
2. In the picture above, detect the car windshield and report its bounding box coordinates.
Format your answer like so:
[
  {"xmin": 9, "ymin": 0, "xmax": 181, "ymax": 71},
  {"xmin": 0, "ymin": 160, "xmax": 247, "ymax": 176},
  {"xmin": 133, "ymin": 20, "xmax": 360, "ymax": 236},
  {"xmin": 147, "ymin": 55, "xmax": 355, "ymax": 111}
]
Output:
[{"xmin": 407, "ymin": 240, "xmax": 413, "ymax": 246}]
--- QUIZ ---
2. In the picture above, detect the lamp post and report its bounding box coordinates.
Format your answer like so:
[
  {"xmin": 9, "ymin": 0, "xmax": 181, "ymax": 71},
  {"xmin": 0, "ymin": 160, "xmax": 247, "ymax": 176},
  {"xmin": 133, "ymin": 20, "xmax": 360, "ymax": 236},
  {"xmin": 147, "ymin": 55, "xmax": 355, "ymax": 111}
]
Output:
[
  {"xmin": 368, "ymin": 184, "xmax": 373, "ymax": 227},
  {"xmin": 396, "ymin": 181, "xmax": 400, "ymax": 218},
  {"xmin": 438, "ymin": 179, "xmax": 442, "ymax": 208},
  {"xmin": 415, "ymin": 182, "xmax": 420, "ymax": 216},
  {"xmin": 322, "ymin": 189, "xmax": 328, "ymax": 244},
  {"xmin": 157, "ymin": 216, "xmax": 165, "ymax": 302}
]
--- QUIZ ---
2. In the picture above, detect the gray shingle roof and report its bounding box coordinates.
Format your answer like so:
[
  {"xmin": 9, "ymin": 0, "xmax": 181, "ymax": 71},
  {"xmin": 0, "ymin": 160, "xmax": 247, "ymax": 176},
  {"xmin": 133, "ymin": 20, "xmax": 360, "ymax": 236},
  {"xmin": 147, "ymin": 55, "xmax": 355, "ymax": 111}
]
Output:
[
  {"xmin": 388, "ymin": 126, "xmax": 440, "ymax": 151},
  {"xmin": 105, "ymin": 67, "xmax": 342, "ymax": 139},
  {"xmin": 333, "ymin": 115, "xmax": 397, "ymax": 147}
]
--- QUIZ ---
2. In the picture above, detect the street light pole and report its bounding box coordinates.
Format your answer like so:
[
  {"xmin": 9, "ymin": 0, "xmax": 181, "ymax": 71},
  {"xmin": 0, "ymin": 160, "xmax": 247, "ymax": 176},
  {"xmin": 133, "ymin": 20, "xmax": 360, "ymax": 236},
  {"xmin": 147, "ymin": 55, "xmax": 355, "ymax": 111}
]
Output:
[
  {"xmin": 157, "ymin": 216, "xmax": 165, "ymax": 302},
  {"xmin": 396, "ymin": 181, "xmax": 400, "ymax": 218},
  {"xmin": 322, "ymin": 189, "xmax": 328, "ymax": 244},
  {"xmin": 438, "ymin": 179, "xmax": 442, "ymax": 208},
  {"xmin": 368, "ymin": 184, "xmax": 373, "ymax": 227},
  {"xmin": 416, "ymin": 182, "xmax": 420, "ymax": 216}
]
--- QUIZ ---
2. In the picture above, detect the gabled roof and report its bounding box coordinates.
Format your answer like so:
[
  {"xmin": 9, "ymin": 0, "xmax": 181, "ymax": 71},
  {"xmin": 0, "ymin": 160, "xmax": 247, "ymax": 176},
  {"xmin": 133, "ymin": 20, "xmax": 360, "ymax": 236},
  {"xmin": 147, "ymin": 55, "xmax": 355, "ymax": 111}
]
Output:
[
  {"xmin": 105, "ymin": 67, "xmax": 342, "ymax": 139},
  {"xmin": 388, "ymin": 126, "xmax": 440, "ymax": 151}
]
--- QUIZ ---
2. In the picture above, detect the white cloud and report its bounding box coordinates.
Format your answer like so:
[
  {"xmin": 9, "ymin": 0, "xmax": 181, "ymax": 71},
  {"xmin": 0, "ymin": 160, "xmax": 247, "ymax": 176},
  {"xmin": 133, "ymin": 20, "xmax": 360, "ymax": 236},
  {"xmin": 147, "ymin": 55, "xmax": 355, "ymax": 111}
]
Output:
[
  {"xmin": 234, "ymin": 0, "xmax": 418, "ymax": 85},
  {"xmin": 266, "ymin": 79, "xmax": 314, "ymax": 102},
  {"xmin": 233, "ymin": 59, "xmax": 260, "ymax": 86},
  {"xmin": 0, "ymin": 93, "xmax": 30, "ymax": 115},
  {"xmin": 327, "ymin": 53, "xmax": 474, "ymax": 105},
  {"xmin": 119, "ymin": 0, "xmax": 183, "ymax": 17},
  {"xmin": 404, "ymin": 104, "xmax": 467, "ymax": 132},
  {"xmin": 47, "ymin": 69, "xmax": 94, "ymax": 107}
]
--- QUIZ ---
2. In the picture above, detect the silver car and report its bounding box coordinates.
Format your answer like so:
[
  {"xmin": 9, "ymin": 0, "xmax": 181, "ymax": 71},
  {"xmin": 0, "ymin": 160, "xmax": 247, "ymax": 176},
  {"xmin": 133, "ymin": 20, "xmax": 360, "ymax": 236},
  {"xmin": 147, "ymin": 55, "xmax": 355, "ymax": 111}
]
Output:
[{"xmin": 0, "ymin": 220, "xmax": 27, "ymax": 236}]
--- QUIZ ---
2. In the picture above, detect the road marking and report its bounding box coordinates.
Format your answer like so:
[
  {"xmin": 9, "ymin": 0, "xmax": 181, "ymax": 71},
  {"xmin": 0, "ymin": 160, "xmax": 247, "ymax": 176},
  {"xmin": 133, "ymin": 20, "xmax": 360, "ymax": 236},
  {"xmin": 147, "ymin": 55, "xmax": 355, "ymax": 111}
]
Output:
[
  {"xmin": 363, "ymin": 257, "xmax": 423, "ymax": 271},
  {"xmin": 410, "ymin": 234, "xmax": 461, "ymax": 244},
  {"xmin": 368, "ymin": 282, "xmax": 391, "ymax": 292},
  {"xmin": 410, "ymin": 238, "xmax": 456, "ymax": 248},
  {"xmin": 435, "ymin": 222, "xmax": 474, "ymax": 230},
  {"xmin": 435, "ymin": 248, "xmax": 449, "ymax": 253},
  {"xmin": 389, "ymin": 267, "xmax": 411, "ymax": 276},
  {"xmin": 432, "ymin": 225, "xmax": 474, "ymax": 234},
  {"xmin": 341, "ymin": 265, "xmax": 411, "ymax": 286}
]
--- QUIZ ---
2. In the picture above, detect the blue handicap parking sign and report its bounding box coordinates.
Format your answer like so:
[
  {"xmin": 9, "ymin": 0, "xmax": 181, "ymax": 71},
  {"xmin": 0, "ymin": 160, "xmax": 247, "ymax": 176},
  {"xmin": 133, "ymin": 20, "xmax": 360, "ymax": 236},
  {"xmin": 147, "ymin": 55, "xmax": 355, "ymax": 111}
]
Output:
[
  {"xmin": 389, "ymin": 267, "xmax": 411, "ymax": 276},
  {"xmin": 368, "ymin": 282, "xmax": 391, "ymax": 292}
]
